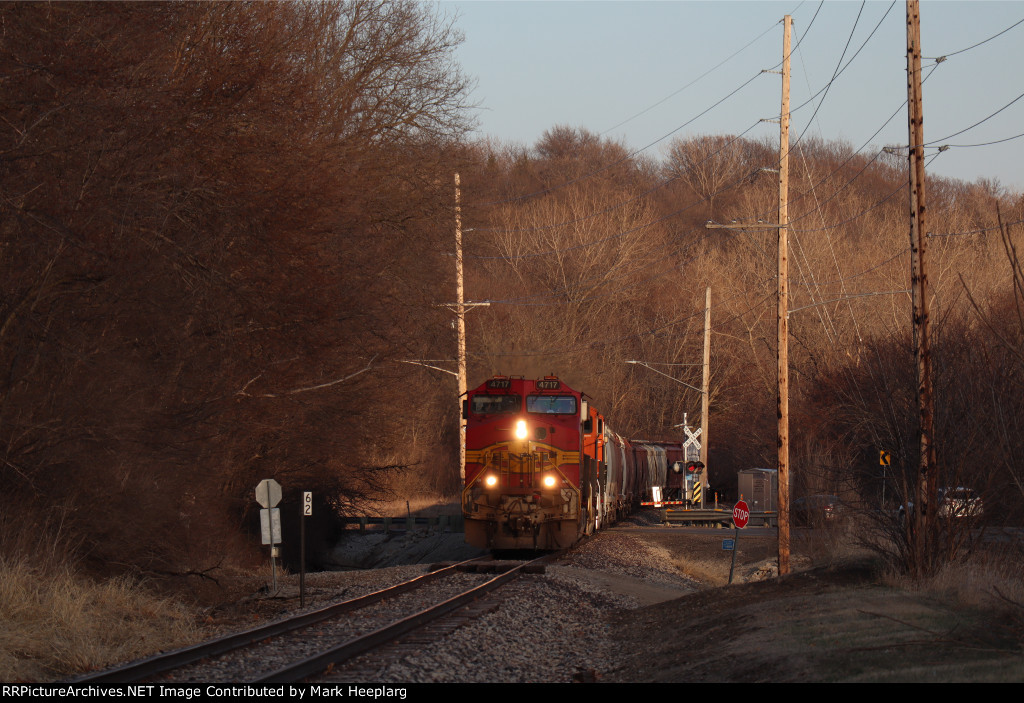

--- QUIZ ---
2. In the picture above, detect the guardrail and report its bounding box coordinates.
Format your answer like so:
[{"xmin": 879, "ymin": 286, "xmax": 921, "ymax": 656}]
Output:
[
  {"xmin": 341, "ymin": 515, "xmax": 465, "ymax": 533},
  {"xmin": 661, "ymin": 507, "xmax": 778, "ymax": 527}
]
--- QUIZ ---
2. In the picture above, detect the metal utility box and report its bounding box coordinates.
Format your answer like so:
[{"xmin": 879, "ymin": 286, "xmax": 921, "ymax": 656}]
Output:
[{"xmin": 738, "ymin": 468, "xmax": 777, "ymax": 525}]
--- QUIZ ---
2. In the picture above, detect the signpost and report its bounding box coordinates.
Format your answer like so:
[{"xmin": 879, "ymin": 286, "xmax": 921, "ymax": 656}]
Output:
[
  {"xmin": 729, "ymin": 500, "xmax": 750, "ymax": 584},
  {"xmin": 301, "ymin": 491, "xmax": 311, "ymax": 607},
  {"xmin": 255, "ymin": 479, "xmax": 283, "ymax": 592}
]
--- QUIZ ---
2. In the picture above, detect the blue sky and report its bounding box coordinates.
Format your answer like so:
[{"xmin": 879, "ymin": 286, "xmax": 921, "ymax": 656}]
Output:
[{"xmin": 442, "ymin": 1, "xmax": 1024, "ymax": 191}]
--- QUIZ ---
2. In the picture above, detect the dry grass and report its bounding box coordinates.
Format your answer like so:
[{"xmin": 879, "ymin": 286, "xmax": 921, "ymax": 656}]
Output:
[
  {"xmin": 0, "ymin": 558, "xmax": 198, "ymax": 682},
  {"xmin": 885, "ymin": 542, "xmax": 1024, "ymax": 613},
  {"xmin": 370, "ymin": 495, "xmax": 460, "ymax": 519}
]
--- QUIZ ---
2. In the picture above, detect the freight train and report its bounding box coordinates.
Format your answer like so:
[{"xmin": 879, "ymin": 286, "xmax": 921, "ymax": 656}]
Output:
[{"xmin": 461, "ymin": 374, "xmax": 706, "ymax": 550}]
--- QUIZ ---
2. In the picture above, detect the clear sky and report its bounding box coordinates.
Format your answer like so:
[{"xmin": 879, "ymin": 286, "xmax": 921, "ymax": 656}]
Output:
[{"xmin": 442, "ymin": 0, "xmax": 1024, "ymax": 192}]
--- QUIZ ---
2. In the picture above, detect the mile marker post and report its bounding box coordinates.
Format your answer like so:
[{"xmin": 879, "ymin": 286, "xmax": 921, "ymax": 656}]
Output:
[
  {"xmin": 730, "ymin": 499, "xmax": 750, "ymax": 584},
  {"xmin": 301, "ymin": 491, "xmax": 312, "ymax": 607}
]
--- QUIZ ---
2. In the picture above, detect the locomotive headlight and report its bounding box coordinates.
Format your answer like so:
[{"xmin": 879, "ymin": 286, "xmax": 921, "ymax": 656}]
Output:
[
  {"xmin": 514, "ymin": 419, "xmax": 528, "ymax": 440},
  {"xmin": 484, "ymin": 473, "xmax": 498, "ymax": 488},
  {"xmin": 543, "ymin": 474, "xmax": 557, "ymax": 488}
]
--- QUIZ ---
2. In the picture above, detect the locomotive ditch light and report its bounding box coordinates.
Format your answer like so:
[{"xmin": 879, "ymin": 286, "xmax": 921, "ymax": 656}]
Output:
[
  {"xmin": 484, "ymin": 473, "xmax": 498, "ymax": 488},
  {"xmin": 514, "ymin": 419, "xmax": 528, "ymax": 440},
  {"xmin": 542, "ymin": 474, "xmax": 557, "ymax": 488}
]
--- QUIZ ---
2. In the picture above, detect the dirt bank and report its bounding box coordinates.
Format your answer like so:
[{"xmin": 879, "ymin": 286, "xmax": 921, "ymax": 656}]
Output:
[{"xmin": 604, "ymin": 525, "xmax": 1024, "ymax": 682}]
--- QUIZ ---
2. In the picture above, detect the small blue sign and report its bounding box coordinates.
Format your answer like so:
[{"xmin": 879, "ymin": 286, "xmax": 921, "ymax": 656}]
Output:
[{"xmin": 722, "ymin": 539, "xmax": 735, "ymax": 551}]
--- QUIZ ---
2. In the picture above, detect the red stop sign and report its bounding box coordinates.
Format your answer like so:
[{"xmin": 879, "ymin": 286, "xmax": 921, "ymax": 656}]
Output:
[{"xmin": 733, "ymin": 500, "xmax": 750, "ymax": 529}]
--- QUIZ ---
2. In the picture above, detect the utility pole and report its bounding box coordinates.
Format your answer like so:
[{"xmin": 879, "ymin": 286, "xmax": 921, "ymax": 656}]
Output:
[
  {"xmin": 776, "ymin": 13, "xmax": 792, "ymax": 576},
  {"xmin": 906, "ymin": 0, "xmax": 936, "ymax": 576},
  {"xmin": 704, "ymin": 15, "xmax": 792, "ymax": 576},
  {"xmin": 454, "ymin": 172, "xmax": 468, "ymax": 481},
  {"xmin": 700, "ymin": 286, "xmax": 711, "ymax": 508},
  {"xmin": 450, "ymin": 173, "xmax": 490, "ymax": 481}
]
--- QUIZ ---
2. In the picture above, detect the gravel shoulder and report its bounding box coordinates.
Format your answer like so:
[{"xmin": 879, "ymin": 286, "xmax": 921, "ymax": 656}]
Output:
[{"xmin": 193, "ymin": 512, "xmax": 1024, "ymax": 683}]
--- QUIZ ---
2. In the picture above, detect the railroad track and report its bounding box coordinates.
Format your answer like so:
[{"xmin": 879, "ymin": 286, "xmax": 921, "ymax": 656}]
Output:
[{"xmin": 73, "ymin": 553, "xmax": 559, "ymax": 684}]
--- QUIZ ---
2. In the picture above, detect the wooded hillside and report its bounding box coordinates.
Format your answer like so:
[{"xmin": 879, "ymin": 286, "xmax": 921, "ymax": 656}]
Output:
[{"xmin": 2, "ymin": 2, "xmax": 1022, "ymax": 582}]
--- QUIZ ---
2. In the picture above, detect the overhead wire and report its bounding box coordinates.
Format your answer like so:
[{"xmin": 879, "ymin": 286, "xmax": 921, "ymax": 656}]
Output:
[
  {"xmin": 464, "ymin": 66, "xmax": 772, "ymax": 210},
  {"xmin": 476, "ymin": 279, "xmax": 778, "ymax": 359},
  {"xmin": 752, "ymin": 0, "xmax": 901, "ymax": 227},
  {"xmin": 787, "ymin": 1, "xmax": 869, "ymax": 348},
  {"xmin": 923, "ymin": 15, "xmax": 1024, "ymax": 62},
  {"xmin": 462, "ymin": 4, "xmax": 906, "ymax": 310},
  {"xmin": 924, "ymin": 88, "xmax": 1024, "ymax": 146},
  {"xmin": 790, "ymin": 247, "xmax": 911, "ymax": 288},
  {"xmin": 466, "ymin": 121, "xmax": 763, "ymax": 237},
  {"xmin": 462, "ymin": 4, "xmax": 827, "ymax": 212},
  {"xmin": 598, "ymin": 0, "xmax": 820, "ymax": 138},
  {"xmin": 465, "ymin": 4, "xmax": 1021, "ymax": 362},
  {"xmin": 462, "ymin": 144, "xmax": 766, "ymax": 262},
  {"xmin": 462, "ymin": 4, "xmax": 856, "ymax": 261},
  {"xmin": 940, "ymin": 131, "xmax": 1024, "ymax": 149},
  {"xmin": 598, "ymin": 14, "xmax": 782, "ymax": 136},
  {"xmin": 478, "ymin": 229, "xmax": 703, "ymax": 307},
  {"xmin": 928, "ymin": 216, "xmax": 1024, "ymax": 238},
  {"xmin": 767, "ymin": 58, "xmax": 942, "ymax": 234}
]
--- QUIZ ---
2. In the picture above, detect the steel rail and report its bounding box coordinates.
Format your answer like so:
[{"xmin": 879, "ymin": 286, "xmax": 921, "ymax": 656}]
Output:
[
  {"xmin": 254, "ymin": 553, "xmax": 558, "ymax": 683},
  {"xmin": 71, "ymin": 556, "xmax": 488, "ymax": 683}
]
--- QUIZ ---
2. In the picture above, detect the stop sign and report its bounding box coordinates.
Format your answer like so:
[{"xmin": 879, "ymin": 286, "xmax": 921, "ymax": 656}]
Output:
[
  {"xmin": 255, "ymin": 478, "xmax": 282, "ymax": 509},
  {"xmin": 733, "ymin": 500, "xmax": 750, "ymax": 529}
]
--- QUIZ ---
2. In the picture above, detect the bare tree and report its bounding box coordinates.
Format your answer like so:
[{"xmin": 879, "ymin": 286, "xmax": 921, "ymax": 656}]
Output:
[{"xmin": 0, "ymin": 1, "xmax": 475, "ymax": 575}]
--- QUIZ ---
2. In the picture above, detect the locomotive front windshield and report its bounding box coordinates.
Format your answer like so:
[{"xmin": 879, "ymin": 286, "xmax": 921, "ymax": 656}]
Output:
[
  {"xmin": 471, "ymin": 394, "xmax": 521, "ymax": 415},
  {"xmin": 526, "ymin": 395, "xmax": 577, "ymax": 414}
]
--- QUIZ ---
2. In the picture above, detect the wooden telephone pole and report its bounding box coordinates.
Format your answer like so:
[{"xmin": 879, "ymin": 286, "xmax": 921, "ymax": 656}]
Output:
[
  {"xmin": 700, "ymin": 286, "xmax": 711, "ymax": 478},
  {"xmin": 906, "ymin": 0, "xmax": 937, "ymax": 576},
  {"xmin": 776, "ymin": 13, "xmax": 792, "ymax": 576},
  {"xmin": 705, "ymin": 15, "xmax": 791, "ymax": 575},
  {"xmin": 455, "ymin": 173, "xmax": 468, "ymax": 481}
]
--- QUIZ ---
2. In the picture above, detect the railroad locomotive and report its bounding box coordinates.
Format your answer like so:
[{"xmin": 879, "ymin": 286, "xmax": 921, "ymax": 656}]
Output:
[
  {"xmin": 462, "ymin": 375, "xmax": 600, "ymax": 550},
  {"xmin": 461, "ymin": 374, "xmax": 696, "ymax": 550}
]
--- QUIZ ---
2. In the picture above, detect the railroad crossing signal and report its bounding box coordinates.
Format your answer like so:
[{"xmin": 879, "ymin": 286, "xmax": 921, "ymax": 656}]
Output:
[
  {"xmin": 683, "ymin": 425, "xmax": 702, "ymax": 463},
  {"xmin": 880, "ymin": 450, "xmax": 891, "ymax": 467}
]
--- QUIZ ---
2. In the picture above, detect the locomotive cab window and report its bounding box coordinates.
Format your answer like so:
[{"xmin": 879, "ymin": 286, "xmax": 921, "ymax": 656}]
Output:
[
  {"xmin": 526, "ymin": 395, "xmax": 577, "ymax": 415},
  {"xmin": 470, "ymin": 394, "xmax": 521, "ymax": 415}
]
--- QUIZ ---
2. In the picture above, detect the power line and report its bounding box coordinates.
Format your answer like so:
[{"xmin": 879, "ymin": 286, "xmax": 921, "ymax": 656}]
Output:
[
  {"xmin": 790, "ymin": 247, "xmax": 910, "ymax": 287},
  {"xmin": 464, "ymin": 67, "xmax": 772, "ymax": 210},
  {"xmin": 924, "ymin": 15, "xmax": 1024, "ymax": 61},
  {"xmin": 925, "ymin": 88, "xmax": 1024, "ymax": 146},
  {"xmin": 940, "ymin": 131, "xmax": 1024, "ymax": 149},
  {"xmin": 475, "ymin": 282, "xmax": 777, "ymax": 359},
  {"xmin": 466, "ymin": 122, "xmax": 763, "ymax": 237},
  {"xmin": 928, "ymin": 216, "xmax": 1024, "ymax": 238},
  {"xmin": 463, "ymin": 153, "xmax": 766, "ymax": 262},
  {"xmin": 465, "ymin": 2, "xmax": 899, "ymax": 263},
  {"xmin": 601, "ymin": 1, "xmax": 824, "ymax": 138},
  {"xmin": 599, "ymin": 17, "xmax": 780, "ymax": 137}
]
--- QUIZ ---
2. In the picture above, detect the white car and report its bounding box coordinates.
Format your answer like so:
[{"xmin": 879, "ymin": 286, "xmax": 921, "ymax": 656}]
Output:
[
  {"xmin": 898, "ymin": 487, "xmax": 983, "ymax": 523},
  {"xmin": 937, "ymin": 487, "xmax": 983, "ymax": 519}
]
